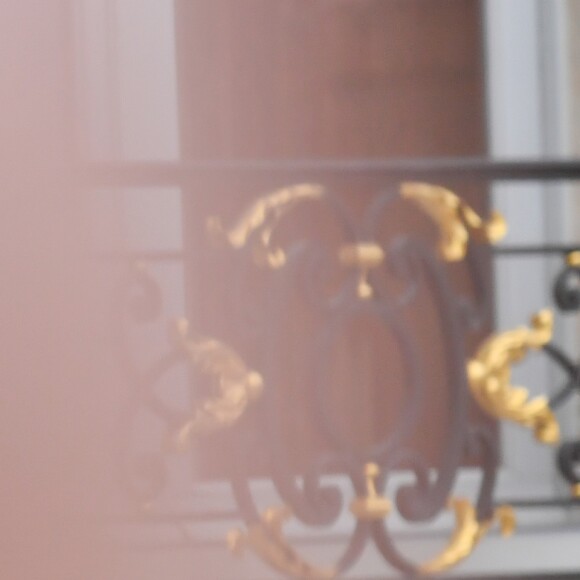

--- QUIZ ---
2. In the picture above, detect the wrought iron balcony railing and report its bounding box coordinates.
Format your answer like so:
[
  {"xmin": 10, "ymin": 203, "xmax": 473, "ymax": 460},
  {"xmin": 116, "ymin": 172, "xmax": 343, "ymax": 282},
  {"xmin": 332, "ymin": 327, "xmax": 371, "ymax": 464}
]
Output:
[{"xmin": 97, "ymin": 158, "xmax": 580, "ymax": 579}]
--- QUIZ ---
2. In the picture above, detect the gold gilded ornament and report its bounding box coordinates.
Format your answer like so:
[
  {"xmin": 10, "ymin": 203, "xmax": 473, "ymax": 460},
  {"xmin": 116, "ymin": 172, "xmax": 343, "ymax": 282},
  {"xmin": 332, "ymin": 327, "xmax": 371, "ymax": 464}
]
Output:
[
  {"xmin": 467, "ymin": 309, "xmax": 559, "ymax": 444},
  {"xmin": 349, "ymin": 463, "xmax": 392, "ymax": 520},
  {"xmin": 401, "ymin": 182, "xmax": 507, "ymax": 261},
  {"xmin": 170, "ymin": 318, "xmax": 264, "ymax": 448},
  {"xmin": 208, "ymin": 183, "xmax": 324, "ymax": 269},
  {"xmin": 419, "ymin": 499, "xmax": 515, "ymax": 574},
  {"xmin": 228, "ymin": 506, "xmax": 336, "ymax": 579}
]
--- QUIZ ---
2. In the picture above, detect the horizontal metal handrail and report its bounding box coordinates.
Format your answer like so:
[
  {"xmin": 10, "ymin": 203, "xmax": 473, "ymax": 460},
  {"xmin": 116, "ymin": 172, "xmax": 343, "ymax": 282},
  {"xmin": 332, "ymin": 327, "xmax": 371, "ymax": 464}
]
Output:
[{"xmin": 84, "ymin": 158, "xmax": 580, "ymax": 188}]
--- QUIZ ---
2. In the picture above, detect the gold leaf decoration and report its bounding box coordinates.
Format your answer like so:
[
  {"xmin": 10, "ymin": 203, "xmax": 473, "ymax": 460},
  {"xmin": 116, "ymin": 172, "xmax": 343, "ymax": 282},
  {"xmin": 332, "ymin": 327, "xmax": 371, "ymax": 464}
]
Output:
[
  {"xmin": 338, "ymin": 242, "xmax": 385, "ymax": 300},
  {"xmin": 401, "ymin": 182, "xmax": 507, "ymax": 261},
  {"xmin": 419, "ymin": 499, "xmax": 515, "ymax": 574},
  {"xmin": 228, "ymin": 506, "xmax": 337, "ymax": 579},
  {"xmin": 208, "ymin": 183, "xmax": 324, "ymax": 269},
  {"xmin": 349, "ymin": 463, "xmax": 392, "ymax": 520},
  {"xmin": 169, "ymin": 318, "xmax": 264, "ymax": 448},
  {"xmin": 467, "ymin": 309, "xmax": 559, "ymax": 444}
]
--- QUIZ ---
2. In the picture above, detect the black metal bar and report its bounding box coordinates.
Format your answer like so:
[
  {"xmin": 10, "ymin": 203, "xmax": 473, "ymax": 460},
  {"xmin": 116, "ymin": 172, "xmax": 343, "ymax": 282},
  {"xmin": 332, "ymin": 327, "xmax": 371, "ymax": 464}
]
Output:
[
  {"xmin": 380, "ymin": 575, "xmax": 580, "ymax": 580},
  {"xmin": 94, "ymin": 246, "xmax": 579, "ymax": 262},
  {"xmin": 85, "ymin": 158, "xmax": 580, "ymax": 188},
  {"xmin": 495, "ymin": 245, "xmax": 580, "ymax": 257},
  {"xmin": 412, "ymin": 575, "xmax": 580, "ymax": 580}
]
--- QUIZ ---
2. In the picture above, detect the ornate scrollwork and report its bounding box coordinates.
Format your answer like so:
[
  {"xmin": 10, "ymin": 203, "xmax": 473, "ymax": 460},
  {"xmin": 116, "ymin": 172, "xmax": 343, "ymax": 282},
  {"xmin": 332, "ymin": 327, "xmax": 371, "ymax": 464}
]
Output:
[
  {"xmin": 116, "ymin": 263, "xmax": 264, "ymax": 508},
  {"xmin": 211, "ymin": 185, "xmax": 513, "ymax": 578},
  {"xmin": 467, "ymin": 309, "xmax": 560, "ymax": 444},
  {"xmin": 227, "ymin": 506, "xmax": 337, "ymax": 579},
  {"xmin": 170, "ymin": 318, "xmax": 264, "ymax": 450},
  {"xmin": 418, "ymin": 499, "xmax": 515, "ymax": 574},
  {"xmin": 207, "ymin": 183, "xmax": 324, "ymax": 269},
  {"xmin": 113, "ymin": 186, "xmax": 542, "ymax": 577},
  {"xmin": 400, "ymin": 182, "xmax": 507, "ymax": 261}
]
